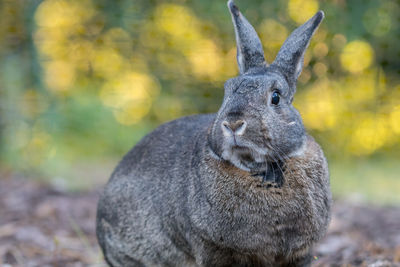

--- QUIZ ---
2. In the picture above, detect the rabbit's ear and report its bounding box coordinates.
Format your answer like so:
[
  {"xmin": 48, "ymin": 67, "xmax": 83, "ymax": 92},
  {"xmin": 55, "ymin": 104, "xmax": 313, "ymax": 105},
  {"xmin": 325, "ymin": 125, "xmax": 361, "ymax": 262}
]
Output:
[
  {"xmin": 273, "ymin": 11, "xmax": 324, "ymax": 87},
  {"xmin": 228, "ymin": 0, "xmax": 267, "ymax": 74}
]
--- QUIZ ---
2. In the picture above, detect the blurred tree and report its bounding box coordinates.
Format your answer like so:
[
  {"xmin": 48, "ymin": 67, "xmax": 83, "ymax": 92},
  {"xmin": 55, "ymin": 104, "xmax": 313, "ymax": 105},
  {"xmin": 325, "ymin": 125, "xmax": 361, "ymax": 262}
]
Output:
[{"xmin": 0, "ymin": 0, "xmax": 399, "ymax": 191}]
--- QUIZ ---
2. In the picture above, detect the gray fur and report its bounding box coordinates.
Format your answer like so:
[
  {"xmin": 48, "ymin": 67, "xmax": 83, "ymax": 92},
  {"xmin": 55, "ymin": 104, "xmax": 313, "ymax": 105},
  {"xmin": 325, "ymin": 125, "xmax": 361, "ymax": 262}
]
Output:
[
  {"xmin": 96, "ymin": 1, "xmax": 331, "ymax": 266},
  {"xmin": 272, "ymin": 11, "xmax": 324, "ymax": 97},
  {"xmin": 228, "ymin": 0, "xmax": 267, "ymax": 74}
]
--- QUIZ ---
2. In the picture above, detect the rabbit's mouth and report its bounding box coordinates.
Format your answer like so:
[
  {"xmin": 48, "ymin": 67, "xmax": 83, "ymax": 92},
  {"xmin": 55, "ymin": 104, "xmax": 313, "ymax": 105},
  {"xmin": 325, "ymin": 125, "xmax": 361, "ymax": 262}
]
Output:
[{"xmin": 221, "ymin": 137, "xmax": 272, "ymax": 172}]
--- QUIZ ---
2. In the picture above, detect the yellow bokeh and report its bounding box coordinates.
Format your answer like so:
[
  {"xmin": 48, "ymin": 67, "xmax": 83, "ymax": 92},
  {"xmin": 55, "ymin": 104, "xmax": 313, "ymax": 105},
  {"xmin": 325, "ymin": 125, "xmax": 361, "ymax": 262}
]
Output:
[
  {"xmin": 113, "ymin": 104, "xmax": 152, "ymax": 125},
  {"xmin": 349, "ymin": 114, "xmax": 392, "ymax": 155},
  {"xmin": 34, "ymin": 28, "xmax": 68, "ymax": 59},
  {"xmin": 34, "ymin": 0, "xmax": 100, "ymax": 94},
  {"xmin": 313, "ymin": 62, "xmax": 328, "ymax": 77},
  {"xmin": 186, "ymin": 39, "xmax": 223, "ymax": 80},
  {"xmin": 100, "ymin": 72, "xmax": 159, "ymax": 108},
  {"xmin": 34, "ymin": 0, "xmax": 97, "ymax": 61},
  {"xmin": 28, "ymin": 0, "xmax": 400, "ymax": 156},
  {"xmin": 339, "ymin": 69, "xmax": 383, "ymax": 105},
  {"xmin": 340, "ymin": 40, "xmax": 374, "ymax": 73},
  {"xmin": 298, "ymin": 68, "xmax": 311, "ymax": 84},
  {"xmin": 155, "ymin": 4, "xmax": 202, "ymax": 42},
  {"xmin": 149, "ymin": 4, "xmax": 234, "ymax": 81},
  {"xmin": 92, "ymin": 47, "xmax": 125, "ymax": 79},
  {"xmin": 33, "ymin": 0, "xmax": 164, "ymax": 125},
  {"xmin": 100, "ymin": 72, "xmax": 160, "ymax": 125},
  {"xmin": 258, "ymin": 19, "xmax": 288, "ymax": 61},
  {"xmin": 35, "ymin": 0, "xmax": 94, "ymax": 29},
  {"xmin": 313, "ymin": 42, "xmax": 329, "ymax": 59},
  {"xmin": 296, "ymin": 67, "xmax": 397, "ymax": 156},
  {"xmin": 68, "ymin": 40, "xmax": 95, "ymax": 72},
  {"xmin": 288, "ymin": 0, "xmax": 319, "ymax": 24},
  {"xmin": 44, "ymin": 60, "xmax": 76, "ymax": 92},
  {"xmin": 390, "ymin": 106, "xmax": 400, "ymax": 134},
  {"xmin": 295, "ymin": 79, "xmax": 338, "ymax": 131}
]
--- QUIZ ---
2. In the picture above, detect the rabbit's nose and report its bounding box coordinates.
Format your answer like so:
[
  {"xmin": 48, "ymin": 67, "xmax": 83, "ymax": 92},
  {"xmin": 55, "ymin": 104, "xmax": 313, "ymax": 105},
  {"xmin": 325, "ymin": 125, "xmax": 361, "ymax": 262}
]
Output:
[{"xmin": 222, "ymin": 120, "xmax": 247, "ymax": 135}]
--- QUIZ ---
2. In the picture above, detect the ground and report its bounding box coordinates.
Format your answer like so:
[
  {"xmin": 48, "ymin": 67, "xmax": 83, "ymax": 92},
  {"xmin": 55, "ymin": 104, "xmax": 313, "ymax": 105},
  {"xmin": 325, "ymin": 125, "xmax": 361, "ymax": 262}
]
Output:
[{"xmin": 1, "ymin": 177, "xmax": 399, "ymax": 267}]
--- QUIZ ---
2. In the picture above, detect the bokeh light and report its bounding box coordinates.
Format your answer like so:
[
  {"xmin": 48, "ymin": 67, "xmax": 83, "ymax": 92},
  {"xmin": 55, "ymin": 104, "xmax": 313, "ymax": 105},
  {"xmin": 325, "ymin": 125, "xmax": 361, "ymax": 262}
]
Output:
[
  {"xmin": 313, "ymin": 42, "xmax": 329, "ymax": 59},
  {"xmin": 44, "ymin": 61, "xmax": 76, "ymax": 92},
  {"xmin": 348, "ymin": 114, "xmax": 392, "ymax": 155},
  {"xmin": 288, "ymin": 0, "xmax": 319, "ymax": 24},
  {"xmin": 340, "ymin": 41, "xmax": 374, "ymax": 73},
  {"xmin": 186, "ymin": 39, "xmax": 223, "ymax": 79},
  {"xmin": 390, "ymin": 105, "xmax": 400, "ymax": 134},
  {"xmin": 100, "ymin": 72, "xmax": 160, "ymax": 125},
  {"xmin": 296, "ymin": 79, "xmax": 338, "ymax": 131},
  {"xmin": 0, "ymin": 0, "xmax": 399, "ymax": 199},
  {"xmin": 259, "ymin": 19, "xmax": 288, "ymax": 62}
]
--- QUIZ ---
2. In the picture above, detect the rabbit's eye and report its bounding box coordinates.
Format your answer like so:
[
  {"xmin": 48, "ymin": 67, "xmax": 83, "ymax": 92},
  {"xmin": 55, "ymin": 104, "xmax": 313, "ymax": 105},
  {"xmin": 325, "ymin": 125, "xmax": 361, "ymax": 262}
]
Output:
[{"xmin": 271, "ymin": 91, "xmax": 280, "ymax": 105}]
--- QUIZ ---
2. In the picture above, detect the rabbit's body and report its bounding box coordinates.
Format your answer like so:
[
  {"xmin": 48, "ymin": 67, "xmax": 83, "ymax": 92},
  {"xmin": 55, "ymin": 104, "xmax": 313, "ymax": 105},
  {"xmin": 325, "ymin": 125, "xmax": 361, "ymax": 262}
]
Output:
[
  {"xmin": 97, "ymin": 114, "xmax": 330, "ymax": 267},
  {"xmin": 97, "ymin": 1, "xmax": 331, "ymax": 266}
]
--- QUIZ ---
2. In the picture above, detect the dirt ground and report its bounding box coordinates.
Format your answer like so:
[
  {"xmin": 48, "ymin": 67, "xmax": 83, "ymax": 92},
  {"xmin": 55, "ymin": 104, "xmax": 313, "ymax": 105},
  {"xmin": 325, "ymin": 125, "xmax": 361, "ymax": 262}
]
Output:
[{"xmin": 1, "ymin": 176, "xmax": 400, "ymax": 267}]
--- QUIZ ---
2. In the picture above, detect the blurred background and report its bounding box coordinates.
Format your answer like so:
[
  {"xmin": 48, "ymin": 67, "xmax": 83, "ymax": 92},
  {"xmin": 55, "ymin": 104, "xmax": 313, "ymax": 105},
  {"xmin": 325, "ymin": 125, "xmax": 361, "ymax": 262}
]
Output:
[{"xmin": 0, "ymin": 0, "xmax": 399, "ymax": 203}]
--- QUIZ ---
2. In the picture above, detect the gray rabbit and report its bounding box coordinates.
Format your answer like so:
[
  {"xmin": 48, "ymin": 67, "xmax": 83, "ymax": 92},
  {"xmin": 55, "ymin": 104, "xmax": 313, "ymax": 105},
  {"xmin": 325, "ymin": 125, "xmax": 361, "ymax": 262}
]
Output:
[{"xmin": 96, "ymin": 1, "xmax": 331, "ymax": 266}]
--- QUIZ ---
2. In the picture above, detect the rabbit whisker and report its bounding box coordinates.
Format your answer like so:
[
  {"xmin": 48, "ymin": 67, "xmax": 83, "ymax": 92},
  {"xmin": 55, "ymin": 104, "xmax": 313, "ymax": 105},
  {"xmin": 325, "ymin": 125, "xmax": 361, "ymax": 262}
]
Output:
[{"xmin": 270, "ymin": 145, "xmax": 296, "ymax": 179}]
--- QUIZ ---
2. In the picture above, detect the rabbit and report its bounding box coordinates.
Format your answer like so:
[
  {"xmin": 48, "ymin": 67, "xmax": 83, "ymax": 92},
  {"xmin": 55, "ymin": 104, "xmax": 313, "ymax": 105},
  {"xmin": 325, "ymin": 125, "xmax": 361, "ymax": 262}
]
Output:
[{"xmin": 96, "ymin": 1, "xmax": 331, "ymax": 266}]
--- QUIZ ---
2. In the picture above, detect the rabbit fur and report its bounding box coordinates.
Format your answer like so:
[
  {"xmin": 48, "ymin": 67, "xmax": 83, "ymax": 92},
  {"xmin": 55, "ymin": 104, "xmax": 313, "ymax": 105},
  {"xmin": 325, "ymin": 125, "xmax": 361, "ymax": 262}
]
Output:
[{"xmin": 96, "ymin": 1, "xmax": 331, "ymax": 266}]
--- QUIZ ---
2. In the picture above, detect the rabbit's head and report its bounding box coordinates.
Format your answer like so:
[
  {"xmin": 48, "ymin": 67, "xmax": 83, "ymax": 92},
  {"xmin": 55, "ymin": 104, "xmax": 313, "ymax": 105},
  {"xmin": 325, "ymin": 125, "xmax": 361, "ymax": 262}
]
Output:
[{"xmin": 208, "ymin": 0, "xmax": 324, "ymax": 172}]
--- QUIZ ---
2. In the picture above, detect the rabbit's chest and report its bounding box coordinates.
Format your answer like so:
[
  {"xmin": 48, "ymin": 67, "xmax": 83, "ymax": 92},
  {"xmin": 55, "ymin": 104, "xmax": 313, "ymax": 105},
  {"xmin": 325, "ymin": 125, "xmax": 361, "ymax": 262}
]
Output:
[
  {"xmin": 211, "ymin": 178, "xmax": 325, "ymax": 254},
  {"xmin": 203, "ymin": 155, "xmax": 330, "ymax": 255}
]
